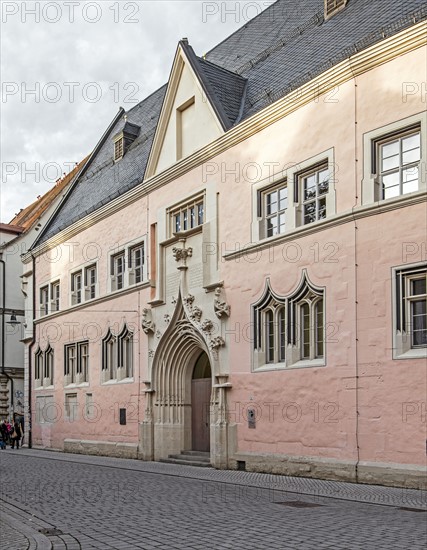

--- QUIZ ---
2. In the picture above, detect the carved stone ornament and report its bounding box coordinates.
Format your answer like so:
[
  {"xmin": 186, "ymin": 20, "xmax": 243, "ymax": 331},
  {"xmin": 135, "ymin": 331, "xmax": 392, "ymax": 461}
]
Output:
[
  {"xmin": 200, "ymin": 319, "xmax": 213, "ymax": 333},
  {"xmin": 141, "ymin": 308, "xmax": 155, "ymax": 334},
  {"xmin": 190, "ymin": 306, "xmax": 202, "ymax": 322},
  {"xmin": 183, "ymin": 294, "xmax": 195, "ymax": 308},
  {"xmin": 209, "ymin": 336, "xmax": 225, "ymax": 351},
  {"xmin": 172, "ymin": 246, "xmax": 193, "ymax": 262},
  {"xmin": 214, "ymin": 287, "xmax": 230, "ymax": 319},
  {"xmin": 171, "ymin": 296, "xmax": 177, "ymax": 305},
  {"xmin": 155, "ymin": 330, "xmax": 162, "ymax": 339},
  {"xmin": 164, "ymin": 314, "xmax": 171, "ymax": 324},
  {"xmin": 148, "ymin": 349, "xmax": 155, "ymax": 358}
]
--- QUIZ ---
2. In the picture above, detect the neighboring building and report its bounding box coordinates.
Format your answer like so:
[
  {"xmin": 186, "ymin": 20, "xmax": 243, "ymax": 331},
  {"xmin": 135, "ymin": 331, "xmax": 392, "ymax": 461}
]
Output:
[
  {"xmin": 26, "ymin": 0, "xmax": 426, "ymax": 488},
  {"xmin": 0, "ymin": 223, "xmax": 25, "ymax": 419},
  {"xmin": 0, "ymin": 160, "xmax": 86, "ymax": 422}
]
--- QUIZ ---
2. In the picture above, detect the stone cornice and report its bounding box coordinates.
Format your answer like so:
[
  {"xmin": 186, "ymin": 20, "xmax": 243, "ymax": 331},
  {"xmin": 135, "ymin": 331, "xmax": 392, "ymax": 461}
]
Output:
[
  {"xmin": 223, "ymin": 191, "xmax": 427, "ymax": 260},
  {"xmin": 33, "ymin": 281, "xmax": 149, "ymax": 325},
  {"xmin": 24, "ymin": 21, "xmax": 427, "ymax": 261}
]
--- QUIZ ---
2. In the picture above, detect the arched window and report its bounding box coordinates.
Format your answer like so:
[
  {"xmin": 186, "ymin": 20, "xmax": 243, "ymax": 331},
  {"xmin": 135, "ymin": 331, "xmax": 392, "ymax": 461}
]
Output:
[
  {"xmin": 102, "ymin": 330, "xmax": 117, "ymax": 382},
  {"xmin": 253, "ymin": 272, "xmax": 325, "ymax": 370},
  {"xmin": 262, "ymin": 304, "xmax": 286, "ymax": 364},
  {"xmin": 45, "ymin": 346, "xmax": 54, "ymax": 385},
  {"xmin": 118, "ymin": 325, "xmax": 134, "ymax": 379},
  {"xmin": 35, "ymin": 348, "xmax": 43, "ymax": 386},
  {"xmin": 299, "ymin": 295, "xmax": 324, "ymax": 360}
]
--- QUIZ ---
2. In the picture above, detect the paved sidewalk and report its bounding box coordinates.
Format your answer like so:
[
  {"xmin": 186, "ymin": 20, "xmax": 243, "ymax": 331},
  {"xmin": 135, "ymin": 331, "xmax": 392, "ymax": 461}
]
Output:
[
  {"xmin": 0, "ymin": 515, "xmax": 31, "ymax": 550},
  {"xmin": 6, "ymin": 447, "xmax": 426, "ymax": 510},
  {"xmin": 1, "ymin": 448, "xmax": 426, "ymax": 550},
  {"xmin": 0, "ymin": 503, "xmax": 53, "ymax": 550}
]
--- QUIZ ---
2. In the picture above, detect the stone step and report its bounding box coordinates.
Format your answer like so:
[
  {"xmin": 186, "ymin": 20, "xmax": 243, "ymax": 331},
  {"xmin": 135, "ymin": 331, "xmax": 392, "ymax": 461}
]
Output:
[
  {"xmin": 168, "ymin": 453, "xmax": 210, "ymax": 462},
  {"xmin": 180, "ymin": 450, "xmax": 210, "ymax": 457},
  {"xmin": 159, "ymin": 458, "xmax": 212, "ymax": 468}
]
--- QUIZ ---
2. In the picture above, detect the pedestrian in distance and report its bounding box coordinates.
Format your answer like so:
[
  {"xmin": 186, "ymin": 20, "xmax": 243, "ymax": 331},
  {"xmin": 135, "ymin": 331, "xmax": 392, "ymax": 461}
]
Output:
[
  {"xmin": 0, "ymin": 420, "xmax": 7, "ymax": 449},
  {"xmin": 10, "ymin": 419, "xmax": 22, "ymax": 449},
  {"xmin": 5, "ymin": 419, "xmax": 13, "ymax": 446}
]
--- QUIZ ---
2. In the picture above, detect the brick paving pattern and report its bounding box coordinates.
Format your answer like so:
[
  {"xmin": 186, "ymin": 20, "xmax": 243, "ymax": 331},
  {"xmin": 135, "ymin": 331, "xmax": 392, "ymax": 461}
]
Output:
[
  {"xmin": 0, "ymin": 448, "xmax": 426, "ymax": 549},
  {"xmin": 0, "ymin": 517, "xmax": 30, "ymax": 550}
]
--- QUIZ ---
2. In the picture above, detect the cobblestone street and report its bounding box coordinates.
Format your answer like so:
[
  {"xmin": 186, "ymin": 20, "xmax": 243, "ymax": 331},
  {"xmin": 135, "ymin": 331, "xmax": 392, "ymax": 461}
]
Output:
[{"xmin": 0, "ymin": 449, "xmax": 426, "ymax": 549}]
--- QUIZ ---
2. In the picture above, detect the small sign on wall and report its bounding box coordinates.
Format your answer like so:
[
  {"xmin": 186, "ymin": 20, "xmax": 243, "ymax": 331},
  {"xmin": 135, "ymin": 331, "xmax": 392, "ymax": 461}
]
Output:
[
  {"xmin": 119, "ymin": 408, "xmax": 126, "ymax": 425},
  {"xmin": 248, "ymin": 408, "xmax": 256, "ymax": 429}
]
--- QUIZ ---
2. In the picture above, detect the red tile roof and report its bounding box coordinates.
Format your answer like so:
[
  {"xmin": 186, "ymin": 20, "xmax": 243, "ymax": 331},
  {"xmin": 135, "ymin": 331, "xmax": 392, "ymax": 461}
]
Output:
[{"xmin": 8, "ymin": 157, "xmax": 88, "ymax": 233}]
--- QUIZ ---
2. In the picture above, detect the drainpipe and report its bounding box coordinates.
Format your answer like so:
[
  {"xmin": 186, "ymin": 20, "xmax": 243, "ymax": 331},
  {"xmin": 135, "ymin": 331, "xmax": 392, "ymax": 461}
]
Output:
[
  {"xmin": 0, "ymin": 253, "xmax": 14, "ymax": 417},
  {"xmin": 27, "ymin": 254, "xmax": 36, "ymax": 449}
]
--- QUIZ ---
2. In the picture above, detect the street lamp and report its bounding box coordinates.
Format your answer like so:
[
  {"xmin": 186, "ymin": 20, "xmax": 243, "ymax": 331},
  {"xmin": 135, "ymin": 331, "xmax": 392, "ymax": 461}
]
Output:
[{"xmin": 7, "ymin": 311, "xmax": 21, "ymax": 327}]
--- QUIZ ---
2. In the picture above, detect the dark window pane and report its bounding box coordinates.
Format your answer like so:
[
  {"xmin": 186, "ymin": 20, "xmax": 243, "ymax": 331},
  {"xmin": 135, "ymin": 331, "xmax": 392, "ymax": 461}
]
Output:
[{"xmin": 411, "ymin": 279, "xmax": 426, "ymax": 296}]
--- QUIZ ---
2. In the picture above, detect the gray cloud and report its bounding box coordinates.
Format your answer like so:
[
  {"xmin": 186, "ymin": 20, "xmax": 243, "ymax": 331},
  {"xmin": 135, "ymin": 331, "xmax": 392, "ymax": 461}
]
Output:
[{"xmin": 1, "ymin": 1, "xmax": 269, "ymax": 222}]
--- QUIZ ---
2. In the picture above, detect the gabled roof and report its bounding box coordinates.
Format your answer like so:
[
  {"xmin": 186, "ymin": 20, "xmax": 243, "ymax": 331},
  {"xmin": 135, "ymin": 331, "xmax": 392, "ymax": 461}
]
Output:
[
  {"xmin": 180, "ymin": 40, "xmax": 247, "ymax": 130},
  {"xmin": 145, "ymin": 39, "xmax": 247, "ymax": 178},
  {"xmin": 35, "ymin": 0, "xmax": 427, "ymax": 246},
  {"xmin": 8, "ymin": 158, "xmax": 87, "ymax": 232}
]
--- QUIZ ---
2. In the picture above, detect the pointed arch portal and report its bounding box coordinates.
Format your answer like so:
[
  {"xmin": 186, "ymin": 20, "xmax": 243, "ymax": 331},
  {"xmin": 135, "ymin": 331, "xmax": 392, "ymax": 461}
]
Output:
[{"xmin": 147, "ymin": 300, "xmax": 214, "ymax": 459}]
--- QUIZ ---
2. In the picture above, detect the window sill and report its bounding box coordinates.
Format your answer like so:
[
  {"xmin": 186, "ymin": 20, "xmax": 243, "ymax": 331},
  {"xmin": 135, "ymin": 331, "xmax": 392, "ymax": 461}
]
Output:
[
  {"xmin": 101, "ymin": 377, "xmax": 135, "ymax": 386},
  {"xmin": 35, "ymin": 282, "xmax": 149, "ymax": 324},
  {"xmin": 253, "ymin": 359, "xmax": 325, "ymax": 372},
  {"xmin": 393, "ymin": 348, "xmax": 427, "ymax": 360},
  {"xmin": 160, "ymin": 224, "xmax": 203, "ymax": 247},
  {"xmin": 35, "ymin": 385, "xmax": 54, "ymax": 391},
  {"xmin": 64, "ymin": 382, "xmax": 89, "ymax": 388},
  {"xmin": 108, "ymin": 281, "xmax": 149, "ymax": 295}
]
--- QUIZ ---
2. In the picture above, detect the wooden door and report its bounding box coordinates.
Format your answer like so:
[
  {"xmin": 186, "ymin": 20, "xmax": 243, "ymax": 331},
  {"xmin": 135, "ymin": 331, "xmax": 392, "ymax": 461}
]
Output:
[{"xmin": 191, "ymin": 378, "xmax": 211, "ymax": 452}]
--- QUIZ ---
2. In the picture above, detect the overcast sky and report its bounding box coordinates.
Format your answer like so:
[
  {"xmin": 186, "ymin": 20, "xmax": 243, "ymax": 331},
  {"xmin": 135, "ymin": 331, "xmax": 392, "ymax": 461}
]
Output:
[{"xmin": 1, "ymin": 0, "xmax": 272, "ymax": 223}]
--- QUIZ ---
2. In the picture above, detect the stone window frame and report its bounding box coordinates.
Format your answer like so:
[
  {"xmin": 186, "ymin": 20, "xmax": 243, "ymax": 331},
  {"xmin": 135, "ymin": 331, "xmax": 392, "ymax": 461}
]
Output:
[
  {"xmin": 167, "ymin": 192, "xmax": 205, "ymax": 237},
  {"xmin": 392, "ymin": 262, "xmax": 427, "ymax": 360},
  {"xmin": 252, "ymin": 270, "xmax": 326, "ymax": 372},
  {"xmin": 34, "ymin": 345, "xmax": 54, "ymax": 389},
  {"xmin": 117, "ymin": 325, "xmax": 134, "ymax": 379},
  {"xmin": 101, "ymin": 325, "xmax": 135, "ymax": 384},
  {"xmin": 84, "ymin": 264, "xmax": 98, "ymax": 301},
  {"xmin": 50, "ymin": 280, "xmax": 60, "ymax": 313},
  {"xmin": 258, "ymin": 181, "xmax": 288, "ymax": 240},
  {"xmin": 108, "ymin": 236, "xmax": 148, "ymax": 294},
  {"xmin": 70, "ymin": 269, "xmax": 83, "ymax": 306},
  {"xmin": 376, "ymin": 128, "xmax": 421, "ymax": 200},
  {"xmin": 362, "ymin": 112, "xmax": 427, "ymax": 205},
  {"xmin": 295, "ymin": 163, "xmax": 330, "ymax": 227},
  {"xmin": 69, "ymin": 259, "xmax": 99, "ymax": 307},
  {"xmin": 39, "ymin": 285, "xmax": 49, "ymax": 317},
  {"xmin": 251, "ymin": 148, "xmax": 336, "ymax": 243},
  {"xmin": 64, "ymin": 340, "xmax": 90, "ymax": 387},
  {"xmin": 44, "ymin": 345, "xmax": 54, "ymax": 387},
  {"xmin": 128, "ymin": 242, "xmax": 146, "ymax": 286},
  {"xmin": 64, "ymin": 393, "xmax": 78, "ymax": 422}
]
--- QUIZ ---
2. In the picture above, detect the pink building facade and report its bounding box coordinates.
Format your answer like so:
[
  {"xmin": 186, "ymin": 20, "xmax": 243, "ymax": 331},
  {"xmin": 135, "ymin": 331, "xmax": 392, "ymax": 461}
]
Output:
[{"xmin": 25, "ymin": 1, "xmax": 427, "ymax": 488}]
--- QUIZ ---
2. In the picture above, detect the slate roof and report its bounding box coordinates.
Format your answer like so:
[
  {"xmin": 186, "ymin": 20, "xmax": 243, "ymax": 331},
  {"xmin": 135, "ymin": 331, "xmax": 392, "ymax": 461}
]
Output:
[
  {"xmin": 198, "ymin": 57, "xmax": 247, "ymax": 127},
  {"xmin": 36, "ymin": 0, "xmax": 427, "ymax": 246},
  {"xmin": 39, "ymin": 86, "xmax": 166, "ymax": 243}
]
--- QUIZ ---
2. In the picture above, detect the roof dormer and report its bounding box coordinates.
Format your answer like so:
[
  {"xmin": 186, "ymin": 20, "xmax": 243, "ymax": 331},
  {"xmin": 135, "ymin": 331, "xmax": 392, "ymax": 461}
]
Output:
[
  {"xmin": 324, "ymin": 0, "xmax": 348, "ymax": 20},
  {"xmin": 113, "ymin": 120, "xmax": 141, "ymax": 162}
]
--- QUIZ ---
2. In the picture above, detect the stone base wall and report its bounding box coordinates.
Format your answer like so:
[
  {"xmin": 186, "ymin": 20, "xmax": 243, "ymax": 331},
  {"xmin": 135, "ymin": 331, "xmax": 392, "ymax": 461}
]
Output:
[
  {"xmin": 62, "ymin": 439, "xmax": 138, "ymax": 459},
  {"xmin": 227, "ymin": 452, "xmax": 427, "ymax": 490}
]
